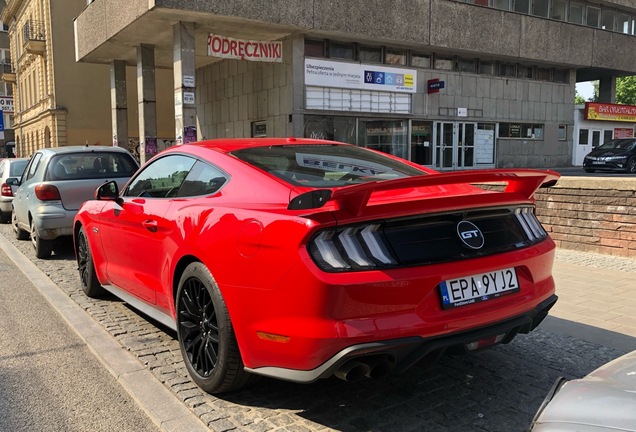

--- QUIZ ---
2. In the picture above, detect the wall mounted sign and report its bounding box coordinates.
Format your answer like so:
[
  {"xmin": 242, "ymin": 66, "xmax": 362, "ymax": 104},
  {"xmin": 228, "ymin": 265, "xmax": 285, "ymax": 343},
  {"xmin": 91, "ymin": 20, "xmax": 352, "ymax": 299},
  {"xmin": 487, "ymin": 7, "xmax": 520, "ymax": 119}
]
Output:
[
  {"xmin": 305, "ymin": 58, "xmax": 416, "ymax": 93},
  {"xmin": 0, "ymin": 96, "xmax": 14, "ymax": 113},
  {"xmin": 427, "ymin": 79, "xmax": 445, "ymax": 94},
  {"xmin": 207, "ymin": 34, "xmax": 283, "ymax": 63},
  {"xmin": 585, "ymin": 102, "xmax": 636, "ymax": 122}
]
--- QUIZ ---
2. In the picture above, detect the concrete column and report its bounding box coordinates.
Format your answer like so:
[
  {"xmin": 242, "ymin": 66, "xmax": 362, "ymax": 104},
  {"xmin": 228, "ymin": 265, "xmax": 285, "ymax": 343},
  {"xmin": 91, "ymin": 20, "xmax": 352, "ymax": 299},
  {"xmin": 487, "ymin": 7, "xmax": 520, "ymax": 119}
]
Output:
[
  {"xmin": 173, "ymin": 22, "xmax": 197, "ymax": 145},
  {"xmin": 137, "ymin": 44, "xmax": 157, "ymax": 164},
  {"xmin": 598, "ymin": 76, "xmax": 616, "ymax": 103},
  {"xmin": 110, "ymin": 60, "xmax": 128, "ymax": 149}
]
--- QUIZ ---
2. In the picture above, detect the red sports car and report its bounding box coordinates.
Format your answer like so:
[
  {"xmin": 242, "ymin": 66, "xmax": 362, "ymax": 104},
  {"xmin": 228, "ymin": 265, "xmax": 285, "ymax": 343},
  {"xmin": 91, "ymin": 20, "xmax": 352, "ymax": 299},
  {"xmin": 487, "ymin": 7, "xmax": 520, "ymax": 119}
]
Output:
[{"xmin": 73, "ymin": 138, "xmax": 559, "ymax": 394}]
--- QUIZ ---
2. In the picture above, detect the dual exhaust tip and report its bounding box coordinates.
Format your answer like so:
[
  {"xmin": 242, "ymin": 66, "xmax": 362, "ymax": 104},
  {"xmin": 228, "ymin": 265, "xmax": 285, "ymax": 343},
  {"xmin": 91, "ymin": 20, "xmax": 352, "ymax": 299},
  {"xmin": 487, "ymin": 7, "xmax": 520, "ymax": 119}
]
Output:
[{"xmin": 334, "ymin": 356, "xmax": 395, "ymax": 382}]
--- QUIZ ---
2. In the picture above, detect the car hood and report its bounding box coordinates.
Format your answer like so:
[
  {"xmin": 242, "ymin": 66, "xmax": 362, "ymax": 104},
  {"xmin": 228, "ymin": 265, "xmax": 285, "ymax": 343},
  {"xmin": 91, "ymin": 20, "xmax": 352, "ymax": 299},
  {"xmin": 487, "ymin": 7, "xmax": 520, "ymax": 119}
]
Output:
[
  {"xmin": 586, "ymin": 148, "xmax": 630, "ymax": 157},
  {"xmin": 532, "ymin": 350, "xmax": 636, "ymax": 431}
]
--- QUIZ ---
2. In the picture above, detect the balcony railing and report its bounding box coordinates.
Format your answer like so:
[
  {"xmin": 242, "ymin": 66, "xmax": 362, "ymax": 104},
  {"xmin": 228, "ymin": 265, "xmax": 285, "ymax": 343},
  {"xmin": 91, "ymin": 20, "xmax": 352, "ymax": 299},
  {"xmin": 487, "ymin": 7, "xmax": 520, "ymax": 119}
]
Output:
[{"xmin": 22, "ymin": 20, "xmax": 46, "ymax": 55}]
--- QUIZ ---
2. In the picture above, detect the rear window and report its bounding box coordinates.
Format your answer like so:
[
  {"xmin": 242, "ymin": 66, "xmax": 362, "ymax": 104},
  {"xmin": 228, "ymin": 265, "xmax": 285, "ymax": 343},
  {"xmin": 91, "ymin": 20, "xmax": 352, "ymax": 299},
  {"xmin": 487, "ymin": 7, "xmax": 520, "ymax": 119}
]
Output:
[
  {"xmin": 10, "ymin": 160, "xmax": 28, "ymax": 176},
  {"xmin": 230, "ymin": 144, "xmax": 425, "ymax": 187},
  {"xmin": 48, "ymin": 152, "xmax": 138, "ymax": 181}
]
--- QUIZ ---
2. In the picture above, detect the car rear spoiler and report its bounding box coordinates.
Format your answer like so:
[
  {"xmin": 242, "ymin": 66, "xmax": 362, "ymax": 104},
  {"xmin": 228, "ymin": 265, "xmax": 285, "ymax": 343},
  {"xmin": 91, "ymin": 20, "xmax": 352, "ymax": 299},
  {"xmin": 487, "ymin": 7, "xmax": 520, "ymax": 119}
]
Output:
[{"xmin": 288, "ymin": 169, "xmax": 560, "ymax": 216}]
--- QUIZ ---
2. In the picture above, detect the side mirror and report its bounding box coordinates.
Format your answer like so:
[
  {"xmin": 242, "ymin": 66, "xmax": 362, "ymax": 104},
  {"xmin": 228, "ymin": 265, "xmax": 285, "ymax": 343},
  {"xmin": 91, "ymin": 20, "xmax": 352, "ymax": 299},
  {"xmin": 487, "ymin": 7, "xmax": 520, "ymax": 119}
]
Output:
[
  {"xmin": 5, "ymin": 177, "xmax": 20, "ymax": 186},
  {"xmin": 95, "ymin": 180, "xmax": 119, "ymax": 201}
]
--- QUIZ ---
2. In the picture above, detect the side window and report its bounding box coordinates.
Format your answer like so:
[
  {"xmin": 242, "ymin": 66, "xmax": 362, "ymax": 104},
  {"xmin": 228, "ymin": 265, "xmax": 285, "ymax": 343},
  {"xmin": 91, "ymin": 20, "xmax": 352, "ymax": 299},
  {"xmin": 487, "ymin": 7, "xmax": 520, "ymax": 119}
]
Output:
[
  {"xmin": 24, "ymin": 153, "xmax": 42, "ymax": 182},
  {"xmin": 177, "ymin": 161, "xmax": 228, "ymax": 197},
  {"xmin": 0, "ymin": 161, "xmax": 5, "ymax": 177},
  {"xmin": 124, "ymin": 154, "xmax": 195, "ymax": 198}
]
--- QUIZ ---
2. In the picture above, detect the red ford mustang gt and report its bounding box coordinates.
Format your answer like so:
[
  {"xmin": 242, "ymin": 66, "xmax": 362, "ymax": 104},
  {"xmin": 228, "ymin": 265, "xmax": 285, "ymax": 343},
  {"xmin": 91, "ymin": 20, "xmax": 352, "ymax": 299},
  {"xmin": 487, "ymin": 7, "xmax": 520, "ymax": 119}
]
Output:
[{"xmin": 73, "ymin": 138, "xmax": 559, "ymax": 394}]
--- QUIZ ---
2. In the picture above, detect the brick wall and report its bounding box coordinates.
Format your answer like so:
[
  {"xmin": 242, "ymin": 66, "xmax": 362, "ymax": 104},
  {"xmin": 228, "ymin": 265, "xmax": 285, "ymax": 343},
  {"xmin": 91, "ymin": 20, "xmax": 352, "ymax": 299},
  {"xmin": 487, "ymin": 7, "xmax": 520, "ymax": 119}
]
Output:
[{"xmin": 534, "ymin": 177, "xmax": 636, "ymax": 257}]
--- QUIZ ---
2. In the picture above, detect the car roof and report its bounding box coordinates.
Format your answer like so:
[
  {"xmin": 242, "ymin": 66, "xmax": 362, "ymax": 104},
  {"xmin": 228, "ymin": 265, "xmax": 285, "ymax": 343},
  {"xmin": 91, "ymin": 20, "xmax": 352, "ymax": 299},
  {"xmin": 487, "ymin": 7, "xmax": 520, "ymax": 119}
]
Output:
[
  {"xmin": 34, "ymin": 145, "xmax": 134, "ymax": 156},
  {"xmin": 178, "ymin": 137, "xmax": 350, "ymax": 154}
]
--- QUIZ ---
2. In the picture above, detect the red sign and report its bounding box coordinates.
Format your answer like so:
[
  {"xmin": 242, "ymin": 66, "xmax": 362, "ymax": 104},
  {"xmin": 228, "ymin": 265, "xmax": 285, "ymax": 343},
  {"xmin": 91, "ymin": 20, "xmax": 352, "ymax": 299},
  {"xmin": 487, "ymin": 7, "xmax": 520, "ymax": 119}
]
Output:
[
  {"xmin": 585, "ymin": 102, "xmax": 636, "ymax": 122},
  {"xmin": 614, "ymin": 127, "xmax": 634, "ymax": 138},
  {"xmin": 427, "ymin": 78, "xmax": 444, "ymax": 94},
  {"xmin": 207, "ymin": 34, "xmax": 282, "ymax": 63}
]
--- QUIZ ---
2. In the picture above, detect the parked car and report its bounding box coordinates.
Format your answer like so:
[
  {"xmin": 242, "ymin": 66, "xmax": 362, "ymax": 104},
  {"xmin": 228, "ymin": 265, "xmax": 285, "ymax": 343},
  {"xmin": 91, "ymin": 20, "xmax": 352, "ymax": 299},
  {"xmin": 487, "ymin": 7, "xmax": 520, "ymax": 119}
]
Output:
[
  {"xmin": 0, "ymin": 157, "xmax": 29, "ymax": 223},
  {"xmin": 12, "ymin": 145, "xmax": 138, "ymax": 258},
  {"xmin": 582, "ymin": 138, "xmax": 636, "ymax": 173},
  {"xmin": 529, "ymin": 350, "xmax": 636, "ymax": 431},
  {"xmin": 73, "ymin": 138, "xmax": 560, "ymax": 394}
]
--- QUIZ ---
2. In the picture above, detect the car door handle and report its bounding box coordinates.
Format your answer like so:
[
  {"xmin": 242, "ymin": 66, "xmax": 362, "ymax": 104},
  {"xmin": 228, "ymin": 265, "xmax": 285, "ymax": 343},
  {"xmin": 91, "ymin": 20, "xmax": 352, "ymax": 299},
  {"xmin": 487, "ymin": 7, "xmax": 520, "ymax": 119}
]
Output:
[{"xmin": 142, "ymin": 220, "xmax": 158, "ymax": 233}]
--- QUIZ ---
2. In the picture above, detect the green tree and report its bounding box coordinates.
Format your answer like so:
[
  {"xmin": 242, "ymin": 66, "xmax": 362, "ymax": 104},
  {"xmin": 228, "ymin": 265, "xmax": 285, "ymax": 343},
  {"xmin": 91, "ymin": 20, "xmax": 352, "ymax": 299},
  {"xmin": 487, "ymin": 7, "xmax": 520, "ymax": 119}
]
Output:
[
  {"xmin": 574, "ymin": 92, "xmax": 586, "ymax": 105},
  {"xmin": 616, "ymin": 76, "xmax": 636, "ymax": 105}
]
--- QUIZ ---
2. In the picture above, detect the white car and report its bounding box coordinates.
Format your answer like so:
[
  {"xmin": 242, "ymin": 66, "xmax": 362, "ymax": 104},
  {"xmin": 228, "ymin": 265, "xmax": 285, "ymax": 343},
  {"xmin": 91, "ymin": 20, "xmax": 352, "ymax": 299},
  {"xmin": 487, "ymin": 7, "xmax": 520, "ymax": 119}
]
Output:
[
  {"xmin": 10, "ymin": 145, "xmax": 138, "ymax": 258},
  {"xmin": 529, "ymin": 349, "xmax": 636, "ymax": 431},
  {"xmin": 0, "ymin": 158, "xmax": 29, "ymax": 223}
]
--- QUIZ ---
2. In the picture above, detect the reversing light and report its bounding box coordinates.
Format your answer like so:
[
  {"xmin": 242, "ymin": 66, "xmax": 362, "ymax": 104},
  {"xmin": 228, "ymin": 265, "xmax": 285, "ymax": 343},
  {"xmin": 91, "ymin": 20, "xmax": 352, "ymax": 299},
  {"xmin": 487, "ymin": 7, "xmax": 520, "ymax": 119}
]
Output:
[
  {"xmin": 514, "ymin": 207, "xmax": 546, "ymax": 242},
  {"xmin": 360, "ymin": 225, "xmax": 396, "ymax": 265},
  {"xmin": 314, "ymin": 231, "xmax": 350, "ymax": 269},
  {"xmin": 339, "ymin": 227, "xmax": 373, "ymax": 266}
]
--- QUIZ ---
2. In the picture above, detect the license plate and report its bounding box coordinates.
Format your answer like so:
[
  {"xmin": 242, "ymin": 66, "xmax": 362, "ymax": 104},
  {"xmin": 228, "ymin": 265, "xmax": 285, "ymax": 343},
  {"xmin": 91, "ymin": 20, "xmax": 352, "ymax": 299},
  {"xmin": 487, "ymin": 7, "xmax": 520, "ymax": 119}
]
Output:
[
  {"xmin": 592, "ymin": 161, "xmax": 604, "ymax": 165},
  {"xmin": 439, "ymin": 268, "xmax": 519, "ymax": 309}
]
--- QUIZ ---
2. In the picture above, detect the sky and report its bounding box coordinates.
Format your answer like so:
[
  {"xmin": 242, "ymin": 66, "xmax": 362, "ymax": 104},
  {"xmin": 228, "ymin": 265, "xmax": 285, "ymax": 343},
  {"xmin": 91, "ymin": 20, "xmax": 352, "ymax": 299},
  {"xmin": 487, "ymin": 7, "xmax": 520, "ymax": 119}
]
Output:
[{"xmin": 576, "ymin": 81, "xmax": 595, "ymax": 100}]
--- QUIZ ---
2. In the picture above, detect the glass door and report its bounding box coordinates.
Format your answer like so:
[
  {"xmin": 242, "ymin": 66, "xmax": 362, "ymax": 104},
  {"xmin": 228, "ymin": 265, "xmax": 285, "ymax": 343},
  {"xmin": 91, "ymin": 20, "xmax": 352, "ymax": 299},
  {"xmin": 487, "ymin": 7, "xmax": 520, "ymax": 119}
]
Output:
[
  {"xmin": 435, "ymin": 122, "xmax": 455, "ymax": 169},
  {"xmin": 459, "ymin": 123, "xmax": 476, "ymax": 169}
]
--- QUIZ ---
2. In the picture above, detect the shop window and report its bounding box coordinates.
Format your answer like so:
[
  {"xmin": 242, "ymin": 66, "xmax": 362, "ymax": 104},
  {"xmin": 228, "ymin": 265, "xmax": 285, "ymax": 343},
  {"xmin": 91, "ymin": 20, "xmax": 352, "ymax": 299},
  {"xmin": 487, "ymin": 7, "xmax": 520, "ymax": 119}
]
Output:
[
  {"xmin": 558, "ymin": 125, "xmax": 567, "ymax": 141},
  {"xmin": 514, "ymin": 0, "xmax": 530, "ymax": 14},
  {"xmin": 532, "ymin": 0, "xmax": 549, "ymax": 17},
  {"xmin": 587, "ymin": 6, "xmax": 601, "ymax": 27},
  {"xmin": 499, "ymin": 63, "xmax": 516, "ymax": 77},
  {"xmin": 385, "ymin": 49, "xmax": 406, "ymax": 65},
  {"xmin": 578, "ymin": 129, "xmax": 589, "ymax": 145},
  {"xmin": 551, "ymin": 0, "xmax": 567, "ymax": 21},
  {"xmin": 329, "ymin": 42, "xmax": 355, "ymax": 60},
  {"xmin": 411, "ymin": 121, "xmax": 433, "ymax": 165},
  {"xmin": 411, "ymin": 53, "xmax": 431, "ymax": 69},
  {"xmin": 567, "ymin": 2, "xmax": 584, "ymax": 24},
  {"xmin": 498, "ymin": 123, "xmax": 543, "ymax": 138},
  {"xmin": 604, "ymin": 130, "xmax": 613, "ymax": 143},
  {"xmin": 479, "ymin": 61, "xmax": 496, "ymax": 75},
  {"xmin": 434, "ymin": 56, "xmax": 454, "ymax": 71},
  {"xmin": 303, "ymin": 115, "xmax": 356, "ymax": 144},
  {"xmin": 458, "ymin": 58, "xmax": 477, "ymax": 73},
  {"xmin": 304, "ymin": 39, "xmax": 325, "ymax": 57},
  {"xmin": 359, "ymin": 46, "xmax": 382, "ymax": 63},
  {"xmin": 358, "ymin": 119, "xmax": 408, "ymax": 159}
]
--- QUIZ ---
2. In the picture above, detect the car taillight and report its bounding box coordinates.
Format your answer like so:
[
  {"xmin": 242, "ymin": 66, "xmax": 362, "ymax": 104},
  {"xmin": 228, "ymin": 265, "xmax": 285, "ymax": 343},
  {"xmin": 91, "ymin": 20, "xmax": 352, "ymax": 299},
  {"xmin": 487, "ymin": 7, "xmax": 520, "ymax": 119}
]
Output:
[
  {"xmin": 308, "ymin": 223, "xmax": 397, "ymax": 271},
  {"xmin": 514, "ymin": 207, "xmax": 547, "ymax": 242},
  {"xmin": 35, "ymin": 184, "xmax": 62, "ymax": 201},
  {"xmin": 1, "ymin": 183, "xmax": 12, "ymax": 197}
]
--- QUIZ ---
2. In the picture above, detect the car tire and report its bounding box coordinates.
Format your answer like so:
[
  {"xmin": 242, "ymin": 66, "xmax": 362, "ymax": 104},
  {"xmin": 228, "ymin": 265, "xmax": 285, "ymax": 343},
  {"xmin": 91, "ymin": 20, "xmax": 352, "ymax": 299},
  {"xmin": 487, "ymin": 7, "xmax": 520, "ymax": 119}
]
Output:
[
  {"xmin": 77, "ymin": 226, "xmax": 106, "ymax": 298},
  {"xmin": 30, "ymin": 218, "xmax": 53, "ymax": 259},
  {"xmin": 584, "ymin": 168, "xmax": 595, "ymax": 173},
  {"xmin": 176, "ymin": 262, "xmax": 256, "ymax": 394},
  {"xmin": 627, "ymin": 157, "xmax": 636, "ymax": 174},
  {"xmin": 12, "ymin": 211, "xmax": 29, "ymax": 240}
]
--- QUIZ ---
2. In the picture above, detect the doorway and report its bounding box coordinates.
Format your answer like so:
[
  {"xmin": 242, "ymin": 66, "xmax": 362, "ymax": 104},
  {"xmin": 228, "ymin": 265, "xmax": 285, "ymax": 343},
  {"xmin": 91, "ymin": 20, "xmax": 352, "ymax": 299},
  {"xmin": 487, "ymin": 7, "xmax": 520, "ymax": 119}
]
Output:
[{"xmin": 434, "ymin": 122, "xmax": 477, "ymax": 170}]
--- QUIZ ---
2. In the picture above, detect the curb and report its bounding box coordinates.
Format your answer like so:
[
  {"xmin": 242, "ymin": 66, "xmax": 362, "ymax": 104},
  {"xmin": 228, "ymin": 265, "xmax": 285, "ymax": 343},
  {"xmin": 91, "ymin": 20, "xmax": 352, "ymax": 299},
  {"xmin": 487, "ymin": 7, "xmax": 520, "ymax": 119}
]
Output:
[{"xmin": 0, "ymin": 233, "xmax": 209, "ymax": 432}]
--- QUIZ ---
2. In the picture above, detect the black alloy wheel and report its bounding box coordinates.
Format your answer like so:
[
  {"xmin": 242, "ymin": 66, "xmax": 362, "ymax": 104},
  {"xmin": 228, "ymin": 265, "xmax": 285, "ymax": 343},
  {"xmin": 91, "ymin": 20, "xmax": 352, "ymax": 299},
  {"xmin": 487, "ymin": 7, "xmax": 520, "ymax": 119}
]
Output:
[
  {"xmin": 627, "ymin": 157, "xmax": 636, "ymax": 174},
  {"xmin": 176, "ymin": 262, "xmax": 255, "ymax": 394},
  {"xmin": 77, "ymin": 226, "xmax": 106, "ymax": 298}
]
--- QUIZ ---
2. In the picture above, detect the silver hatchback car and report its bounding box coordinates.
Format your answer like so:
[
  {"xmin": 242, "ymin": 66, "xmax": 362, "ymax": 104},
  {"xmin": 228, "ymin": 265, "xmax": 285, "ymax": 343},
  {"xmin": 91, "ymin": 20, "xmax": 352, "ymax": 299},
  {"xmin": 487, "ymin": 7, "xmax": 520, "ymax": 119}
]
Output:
[
  {"xmin": 11, "ymin": 145, "xmax": 138, "ymax": 258},
  {"xmin": 0, "ymin": 157, "xmax": 29, "ymax": 223}
]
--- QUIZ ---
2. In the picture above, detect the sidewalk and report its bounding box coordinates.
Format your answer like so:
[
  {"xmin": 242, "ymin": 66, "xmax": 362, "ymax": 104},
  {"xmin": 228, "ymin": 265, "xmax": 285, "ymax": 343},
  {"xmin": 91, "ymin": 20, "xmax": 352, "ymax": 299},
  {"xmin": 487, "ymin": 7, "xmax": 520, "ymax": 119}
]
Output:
[{"xmin": 545, "ymin": 248, "xmax": 636, "ymax": 352}]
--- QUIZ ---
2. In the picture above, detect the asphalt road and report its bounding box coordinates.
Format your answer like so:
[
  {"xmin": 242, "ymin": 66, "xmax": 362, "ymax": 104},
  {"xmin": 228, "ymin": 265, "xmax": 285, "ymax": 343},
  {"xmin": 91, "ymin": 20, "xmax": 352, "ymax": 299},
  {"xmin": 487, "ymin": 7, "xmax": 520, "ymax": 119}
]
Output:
[
  {"xmin": 0, "ymin": 246, "xmax": 160, "ymax": 432},
  {"xmin": 0, "ymin": 223, "xmax": 632, "ymax": 432}
]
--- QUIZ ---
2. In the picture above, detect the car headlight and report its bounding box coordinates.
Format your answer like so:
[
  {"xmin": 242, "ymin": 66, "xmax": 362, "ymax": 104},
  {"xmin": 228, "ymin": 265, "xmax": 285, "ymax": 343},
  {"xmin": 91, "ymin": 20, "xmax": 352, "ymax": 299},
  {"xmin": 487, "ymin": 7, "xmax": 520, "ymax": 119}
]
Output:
[{"xmin": 604, "ymin": 155, "xmax": 628, "ymax": 161}]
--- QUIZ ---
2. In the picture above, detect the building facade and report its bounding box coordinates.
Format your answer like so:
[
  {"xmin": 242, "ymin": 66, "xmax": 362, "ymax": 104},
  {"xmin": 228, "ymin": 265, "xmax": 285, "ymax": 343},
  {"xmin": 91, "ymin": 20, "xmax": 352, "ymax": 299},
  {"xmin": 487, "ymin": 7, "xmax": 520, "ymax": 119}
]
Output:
[
  {"xmin": 0, "ymin": 0, "xmax": 176, "ymax": 158},
  {"xmin": 51, "ymin": 1, "xmax": 636, "ymax": 168}
]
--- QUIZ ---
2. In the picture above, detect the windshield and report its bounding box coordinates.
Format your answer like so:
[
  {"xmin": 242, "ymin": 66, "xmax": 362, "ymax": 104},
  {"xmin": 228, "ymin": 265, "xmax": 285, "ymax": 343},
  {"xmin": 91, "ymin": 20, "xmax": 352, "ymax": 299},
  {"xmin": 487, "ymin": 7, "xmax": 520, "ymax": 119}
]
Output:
[
  {"xmin": 10, "ymin": 160, "xmax": 28, "ymax": 176},
  {"xmin": 597, "ymin": 139, "xmax": 636, "ymax": 151},
  {"xmin": 231, "ymin": 144, "xmax": 425, "ymax": 187}
]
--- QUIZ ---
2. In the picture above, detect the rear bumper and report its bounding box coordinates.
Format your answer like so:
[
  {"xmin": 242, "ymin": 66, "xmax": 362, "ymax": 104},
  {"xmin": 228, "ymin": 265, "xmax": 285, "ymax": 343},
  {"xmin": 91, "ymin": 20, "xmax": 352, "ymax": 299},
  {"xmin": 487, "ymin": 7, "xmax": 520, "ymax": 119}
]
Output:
[
  {"xmin": 31, "ymin": 206, "xmax": 76, "ymax": 240},
  {"xmin": 246, "ymin": 294, "xmax": 557, "ymax": 383}
]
